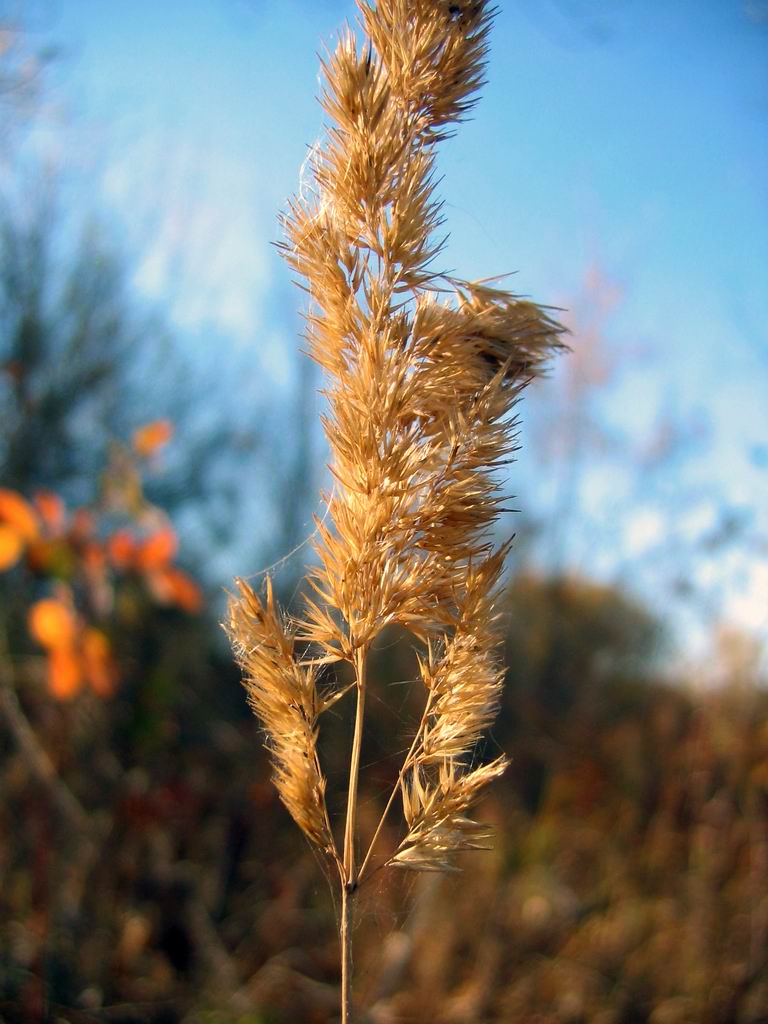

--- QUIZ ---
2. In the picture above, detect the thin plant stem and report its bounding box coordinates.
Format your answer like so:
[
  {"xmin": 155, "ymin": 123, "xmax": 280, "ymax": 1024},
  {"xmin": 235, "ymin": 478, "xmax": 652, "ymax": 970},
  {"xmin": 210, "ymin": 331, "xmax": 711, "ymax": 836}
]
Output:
[
  {"xmin": 343, "ymin": 649, "xmax": 368, "ymax": 879},
  {"xmin": 0, "ymin": 674, "xmax": 91, "ymax": 833},
  {"xmin": 341, "ymin": 646, "xmax": 368, "ymax": 1022},
  {"xmin": 341, "ymin": 880, "xmax": 354, "ymax": 1024},
  {"xmin": 357, "ymin": 688, "xmax": 436, "ymax": 886},
  {"xmin": 0, "ymin": 633, "xmax": 90, "ymax": 835}
]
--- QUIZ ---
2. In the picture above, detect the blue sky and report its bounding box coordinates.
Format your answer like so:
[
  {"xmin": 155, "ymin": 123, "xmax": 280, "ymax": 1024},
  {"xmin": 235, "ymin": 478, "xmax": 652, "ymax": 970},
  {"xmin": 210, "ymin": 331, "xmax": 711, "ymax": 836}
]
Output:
[{"xmin": 26, "ymin": 0, "xmax": 768, "ymax": 659}]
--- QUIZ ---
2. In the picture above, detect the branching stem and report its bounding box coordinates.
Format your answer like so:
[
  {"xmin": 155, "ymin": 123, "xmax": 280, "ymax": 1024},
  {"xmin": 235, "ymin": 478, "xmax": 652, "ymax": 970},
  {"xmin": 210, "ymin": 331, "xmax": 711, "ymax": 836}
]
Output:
[{"xmin": 358, "ymin": 686, "xmax": 436, "ymax": 885}]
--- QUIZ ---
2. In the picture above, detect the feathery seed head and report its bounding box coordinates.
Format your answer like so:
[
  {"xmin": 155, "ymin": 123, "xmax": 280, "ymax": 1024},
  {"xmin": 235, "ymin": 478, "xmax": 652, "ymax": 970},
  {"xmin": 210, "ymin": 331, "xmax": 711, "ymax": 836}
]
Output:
[
  {"xmin": 227, "ymin": 578, "xmax": 333, "ymax": 851},
  {"xmin": 230, "ymin": 0, "xmax": 564, "ymax": 882}
]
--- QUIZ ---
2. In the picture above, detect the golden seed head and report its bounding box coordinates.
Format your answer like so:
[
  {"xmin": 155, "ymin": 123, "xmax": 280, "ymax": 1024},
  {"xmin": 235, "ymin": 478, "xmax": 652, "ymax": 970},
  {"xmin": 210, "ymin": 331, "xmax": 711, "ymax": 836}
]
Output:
[{"xmin": 229, "ymin": 0, "xmax": 564, "ymax": 874}]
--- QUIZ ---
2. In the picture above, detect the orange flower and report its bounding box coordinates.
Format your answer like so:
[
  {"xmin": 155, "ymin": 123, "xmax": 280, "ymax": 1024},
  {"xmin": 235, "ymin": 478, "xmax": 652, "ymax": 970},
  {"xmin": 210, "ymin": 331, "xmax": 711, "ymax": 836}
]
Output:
[
  {"xmin": 0, "ymin": 489, "xmax": 39, "ymax": 543},
  {"xmin": 30, "ymin": 601, "xmax": 119, "ymax": 700},
  {"xmin": 149, "ymin": 565, "xmax": 203, "ymax": 614},
  {"xmin": 48, "ymin": 647, "xmax": 83, "ymax": 700},
  {"xmin": 0, "ymin": 524, "xmax": 23, "ymax": 571},
  {"xmin": 34, "ymin": 491, "xmax": 66, "ymax": 533},
  {"xmin": 108, "ymin": 529, "xmax": 137, "ymax": 570},
  {"xmin": 82, "ymin": 627, "xmax": 118, "ymax": 697},
  {"xmin": 136, "ymin": 527, "xmax": 177, "ymax": 570},
  {"xmin": 133, "ymin": 419, "xmax": 173, "ymax": 458},
  {"xmin": 28, "ymin": 598, "xmax": 78, "ymax": 649}
]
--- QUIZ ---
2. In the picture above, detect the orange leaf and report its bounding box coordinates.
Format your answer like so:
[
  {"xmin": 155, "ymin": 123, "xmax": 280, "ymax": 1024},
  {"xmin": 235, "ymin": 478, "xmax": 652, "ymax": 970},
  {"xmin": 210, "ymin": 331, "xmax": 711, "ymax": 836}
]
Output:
[
  {"xmin": 82, "ymin": 627, "xmax": 118, "ymax": 697},
  {"xmin": 28, "ymin": 598, "xmax": 78, "ymax": 650},
  {"xmin": 137, "ymin": 528, "xmax": 177, "ymax": 570},
  {"xmin": 160, "ymin": 566, "xmax": 203, "ymax": 614},
  {"xmin": 108, "ymin": 530, "xmax": 137, "ymax": 570},
  {"xmin": 34, "ymin": 491, "xmax": 66, "ymax": 532},
  {"xmin": 0, "ymin": 524, "xmax": 23, "ymax": 571},
  {"xmin": 133, "ymin": 419, "xmax": 173, "ymax": 457},
  {"xmin": 48, "ymin": 647, "xmax": 83, "ymax": 700},
  {"xmin": 0, "ymin": 489, "xmax": 39, "ymax": 543}
]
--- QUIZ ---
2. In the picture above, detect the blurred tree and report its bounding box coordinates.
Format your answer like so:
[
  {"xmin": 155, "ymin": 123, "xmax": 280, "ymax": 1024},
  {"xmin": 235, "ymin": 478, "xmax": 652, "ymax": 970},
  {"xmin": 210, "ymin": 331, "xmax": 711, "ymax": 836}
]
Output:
[
  {"xmin": 501, "ymin": 571, "xmax": 663, "ymax": 814},
  {"xmin": 517, "ymin": 262, "xmax": 763, "ymax": 667},
  {"xmin": 0, "ymin": 15, "xmax": 52, "ymax": 155},
  {"xmin": 504, "ymin": 572, "xmax": 661, "ymax": 718},
  {"xmin": 0, "ymin": 196, "xmax": 154, "ymax": 500},
  {"xmin": 0, "ymin": 12, "xmax": 319, "ymax": 595},
  {"xmin": 0, "ymin": 181, "xmax": 291, "ymax": 589}
]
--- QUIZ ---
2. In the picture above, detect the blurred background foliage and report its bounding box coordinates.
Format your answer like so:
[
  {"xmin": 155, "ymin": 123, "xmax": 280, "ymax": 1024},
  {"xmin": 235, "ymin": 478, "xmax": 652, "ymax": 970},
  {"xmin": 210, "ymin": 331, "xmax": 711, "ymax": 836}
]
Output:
[{"xmin": 1, "ymin": 4, "xmax": 767, "ymax": 1023}]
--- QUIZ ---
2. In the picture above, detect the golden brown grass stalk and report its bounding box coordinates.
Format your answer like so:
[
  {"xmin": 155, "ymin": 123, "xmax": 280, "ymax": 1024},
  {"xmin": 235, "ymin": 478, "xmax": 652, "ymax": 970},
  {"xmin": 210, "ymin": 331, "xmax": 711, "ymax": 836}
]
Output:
[{"xmin": 227, "ymin": 2, "xmax": 564, "ymax": 1019}]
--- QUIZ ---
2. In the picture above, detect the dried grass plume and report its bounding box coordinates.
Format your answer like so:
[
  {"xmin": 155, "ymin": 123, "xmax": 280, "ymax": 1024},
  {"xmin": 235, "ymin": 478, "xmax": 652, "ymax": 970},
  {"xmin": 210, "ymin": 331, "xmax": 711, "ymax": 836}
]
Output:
[{"xmin": 226, "ymin": 1, "xmax": 565, "ymax": 1019}]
